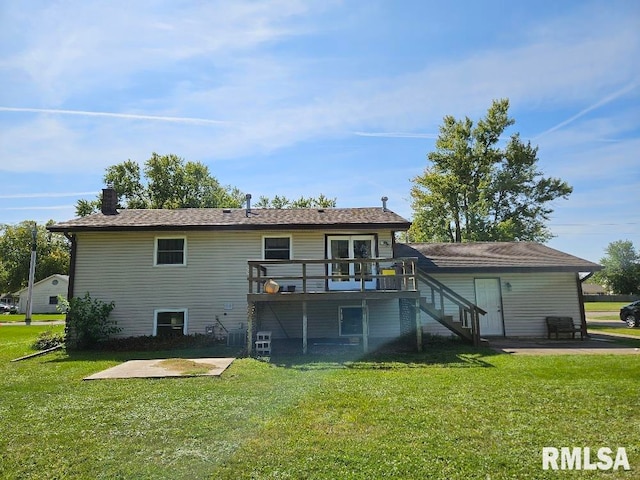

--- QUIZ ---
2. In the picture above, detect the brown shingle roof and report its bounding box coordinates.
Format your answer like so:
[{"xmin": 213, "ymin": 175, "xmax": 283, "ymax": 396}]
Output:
[
  {"xmin": 395, "ymin": 242, "xmax": 602, "ymax": 273},
  {"xmin": 48, "ymin": 207, "xmax": 410, "ymax": 232}
]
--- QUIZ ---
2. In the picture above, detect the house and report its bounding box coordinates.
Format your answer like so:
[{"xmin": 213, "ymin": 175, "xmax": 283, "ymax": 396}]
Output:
[
  {"xmin": 395, "ymin": 242, "xmax": 602, "ymax": 338},
  {"xmin": 48, "ymin": 188, "xmax": 601, "ymax": 352},
  {"xmin": 582, "ymin": 283, "xmax": 607, "ymax": 296},
  {"xmin": 15, "ymin": 274, "xmax": 69, "ymax": 314},
  {"xmin": 48, "ymin": 190, "xmax": 420, "ymax": 353},
  {"xmin": 0, "ymin": 293, "xmax": 18, "ymax": 307}
]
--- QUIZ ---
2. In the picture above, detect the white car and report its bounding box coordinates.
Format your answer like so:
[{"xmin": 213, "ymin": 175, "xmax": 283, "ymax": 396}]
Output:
[{"xmin": 0, "ymin": 303, "xmax": 18, "ymax": 314}]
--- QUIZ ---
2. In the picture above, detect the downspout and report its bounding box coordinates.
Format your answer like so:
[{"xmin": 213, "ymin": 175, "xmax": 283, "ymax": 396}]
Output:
[
  {"xmin": 577, "ymin": 272, "xmax": 593, "ymax": 339},
  {"xmin": 64, "ymin": 232, "xmax": 77, "ymax": 300}
]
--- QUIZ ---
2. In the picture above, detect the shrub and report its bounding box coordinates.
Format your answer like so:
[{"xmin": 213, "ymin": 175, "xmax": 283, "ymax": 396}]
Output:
[
  {"xmin": 31, "ymin": 330, "xmax": 65, "ymax": 350},
  {"xmin": 94, "ymin": 333, "xmax": 222, "ymax": 352},
  {"xmin": 60, "ymin": 293, "xmax": 119, "ymax": 350}
]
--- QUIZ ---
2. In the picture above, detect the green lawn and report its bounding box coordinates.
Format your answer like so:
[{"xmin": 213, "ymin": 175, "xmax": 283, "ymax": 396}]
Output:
[
  {"xmin": 1, "ymin": 327, "xmax": 638, "ymax": 479},
  {"xmin": 584, "ymin": 302, "xmax": 629, "ymax": 312},
  {"xmin": 0, "ymin": 313, "xmax": 65, "ymax": 323},
  {"xmin": 589, "ymin": 324, "xmax": 640, "ymax": 338}
]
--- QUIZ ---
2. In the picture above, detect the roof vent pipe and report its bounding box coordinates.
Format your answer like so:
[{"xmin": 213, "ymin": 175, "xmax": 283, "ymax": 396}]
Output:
[
  {"xmin": 245, "ymin": 194, "xmax": 252, "ymax": 217},
  {"xmin": 101, "ymin": 186, "xmax": 118, "ymax": 215},
  {"xmin": 381, "ymin": 196, "xmax": 388, "ymax": 212}
]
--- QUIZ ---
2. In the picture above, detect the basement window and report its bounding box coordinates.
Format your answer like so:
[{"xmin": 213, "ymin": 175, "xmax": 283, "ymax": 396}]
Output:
[
  {"xmin": 339, "ymin": 306, "xmax": 363, "ymax": 336},
  {"xmin": 154, "ymin": 309, "xmax": 187, "ymax": 337}
]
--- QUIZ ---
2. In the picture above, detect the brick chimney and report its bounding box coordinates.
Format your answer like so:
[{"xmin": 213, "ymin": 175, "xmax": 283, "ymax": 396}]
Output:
[{"xmin": 101, "ymin": 186, "xmax": 118, "ymax": 215}]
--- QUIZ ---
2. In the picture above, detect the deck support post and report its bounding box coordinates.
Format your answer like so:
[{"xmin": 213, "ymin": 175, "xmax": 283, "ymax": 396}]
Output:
[
  {"xmin": 302, "ymin": 300, "xmax": 308, "ymax": 354},
  {"xmin": 415, "ymin": 298, "xmax": 422, "ymax": 351},
  {"xmin": 362, "ymin": 299, "xmax": 369, "ymax": 354},
  {"xmin": 247, "ymin": 301, "xmax": 255, "ymax": 355}
]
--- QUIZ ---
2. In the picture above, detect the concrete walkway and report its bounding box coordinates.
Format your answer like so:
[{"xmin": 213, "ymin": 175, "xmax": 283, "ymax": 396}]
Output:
[{"xmin": 489, "ymin": 335, "xmax": 639, "ymax": 355}]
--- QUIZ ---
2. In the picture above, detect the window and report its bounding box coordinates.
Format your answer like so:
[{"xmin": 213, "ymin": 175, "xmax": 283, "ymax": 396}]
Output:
[
  {"xmin": 154, "ymin": 309, "xmax": 187, "ymax": 336},
  {"xmin": 263, "ymin": 236, "xmax": 291, "ymax": 260},
  {"xmin": 155, "ymin": 237, "xmax": 186, "ymax": 266},
  {"xmin": 339, "ymin": 306, "xmax": 363, "ymax": 336},
  {"xmin": 49, "ymin": 296, "xmax": 58, "ymax": 305}
]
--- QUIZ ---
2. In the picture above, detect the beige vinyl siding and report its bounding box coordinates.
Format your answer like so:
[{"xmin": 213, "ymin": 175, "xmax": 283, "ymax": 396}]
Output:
[
  {"xmin": 420, "ymin": 272, "xmax": 582, "ymax": 337},
  {"xmin": 17, "ymin": 276, "xmax": 68, "ymax": 314},
  {"xmin": 498, "ymin": 272, "xmax": 582, "ymax": 337},
  {"xmin": 256, "ymin": 299, "xmax": 401, "ymax": 339},
  {"xmin": 73, "ymin": 229, "xmax": 400, "ymax": 338}
]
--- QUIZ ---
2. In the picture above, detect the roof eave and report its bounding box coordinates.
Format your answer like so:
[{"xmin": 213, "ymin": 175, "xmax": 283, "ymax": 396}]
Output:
[
  {"xmin": 420, "ymin": 265, "xmax": 603, "ymax": 274},
  {"xmin": 47, "ymin": 221, "xmax": 411, "ymax": 234}
]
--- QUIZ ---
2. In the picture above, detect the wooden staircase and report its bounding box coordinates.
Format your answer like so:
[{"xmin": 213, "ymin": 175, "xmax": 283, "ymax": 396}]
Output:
[{"xmin": 416, "ymin": 269, "xmax": 486, "ymax": 346}]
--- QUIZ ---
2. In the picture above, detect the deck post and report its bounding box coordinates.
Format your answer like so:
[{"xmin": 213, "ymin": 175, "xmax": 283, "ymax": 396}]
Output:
[
  {"xmin": 247, "ymin": 301, "xmax": 255, "ymax": 355},
  {"xmin": 302, "ymin": 300, "xmax": 308, "ymax": 354},
  {"xmin": 415, "ymin": 297, "xmax": 422, "ymax": 351},
  {"xmin": 362, "ymin": 299, "xmax": 369, "ymax": 354}
]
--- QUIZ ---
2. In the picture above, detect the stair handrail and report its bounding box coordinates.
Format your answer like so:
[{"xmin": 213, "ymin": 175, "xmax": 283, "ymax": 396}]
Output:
[
  {"xmin": 416, "ymin": 269, "xmax": 487, "ymax": 315},
  {"xmin": 416, "ymin": 268, "xmax": 485, "ymax": 346}
]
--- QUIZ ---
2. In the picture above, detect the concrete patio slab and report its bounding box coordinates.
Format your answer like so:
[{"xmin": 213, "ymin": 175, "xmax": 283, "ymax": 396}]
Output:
[
  {"xmin": 489, "ymin": 337, "xmax": 639, "ymax": 355},
  {"xmin": 84, "ymin": 357, "xmax": 235, "ymax": 380}
]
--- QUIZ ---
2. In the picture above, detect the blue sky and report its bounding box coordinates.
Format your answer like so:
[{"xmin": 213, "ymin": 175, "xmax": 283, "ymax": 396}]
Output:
[{"xmin": 1, "ymin": 0, "xmax": 638, "ymax": 263}]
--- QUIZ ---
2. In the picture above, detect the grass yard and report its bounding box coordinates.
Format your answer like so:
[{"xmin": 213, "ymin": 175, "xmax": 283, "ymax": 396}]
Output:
[
  {"xmin": 1, "ymin": 327, "xmax": 638, "ymax": 479},
  {"xmin": 584, "ymin": 302, "xmax": 629, "ymax": 312},
  {"xmin": 589, "ymin": 324, "xmax": 640, "ymax": 338},
  {"xmin": 0, "ymin": 313, "xmax": 65, "ymax": 323}
]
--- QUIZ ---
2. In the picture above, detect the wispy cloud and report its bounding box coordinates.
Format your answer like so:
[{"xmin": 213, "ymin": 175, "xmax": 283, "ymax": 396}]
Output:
[
  {"xmin": 0, "ymin": 205, "xmax": 75, "ymax": 211},
  {"xmin": 0, "ymin": 191, "xmax": 96, "ymax": 199},
  {"xmin": 352, "ymin": 132, "xmax": 438, "ymax": 139},
  {"xmin": 0, "ymin": 107, "xmax": 234, "ymax": 126}
]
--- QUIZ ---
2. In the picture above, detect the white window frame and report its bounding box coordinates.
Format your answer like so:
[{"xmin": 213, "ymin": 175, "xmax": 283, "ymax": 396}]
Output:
[
  {"xmin": 338, "ymin": 305, "xmax": 364, "ymax": 337},
  {"xmin": 153, "ymin": 308, "xmax": 188, "ymax": 336},
  {"xmin": 262, "ymin": 235, "xmax": 292, "ymax": 260},
  {"xmin": 154, "ymin": 236, "xmax": 187, "ymax": 267},
  {"xmin": 327, "ymin": 235, "xmax": 376, "ymax": 291}
]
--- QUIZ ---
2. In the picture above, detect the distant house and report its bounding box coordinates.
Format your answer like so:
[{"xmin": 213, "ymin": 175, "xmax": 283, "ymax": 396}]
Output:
[
  {"xmin": 15, "ymin": 274, "xmax": 69, "ymax": 314},
  {"xmin": 47, "ymin": 188, "xmax": 601, "ymax": 352},
  {"xmin": 0, "ymin": 293, "xmax": 18, "ymax": 307},
  {"xmin": 582, "ymin": 283, "xmax": 607, "ymax": 295}
]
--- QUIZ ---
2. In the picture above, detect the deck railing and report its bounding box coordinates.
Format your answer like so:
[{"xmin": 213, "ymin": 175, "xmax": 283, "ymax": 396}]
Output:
[{"xmin": 247, "ymin": 257, "xmax": 418, "ymax": 294}]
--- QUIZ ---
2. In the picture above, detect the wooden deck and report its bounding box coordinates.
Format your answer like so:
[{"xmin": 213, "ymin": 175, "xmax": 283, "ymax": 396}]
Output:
[
  {"xmin": 248, "ymin": 289, "xmax": 421, "ymax": 303},
  {"xmin": 247, "ymin": 256, "xmax": 418, "ymax": 298},
  {"xmin": 246, "ymin": 257, "xmax": 422, "ymax": 354}
]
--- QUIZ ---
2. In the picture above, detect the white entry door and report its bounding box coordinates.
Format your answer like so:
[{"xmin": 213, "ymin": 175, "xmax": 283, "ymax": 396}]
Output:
[
  {"xmin": 328, "ymin": 235, "xmax": 376, "ymax": 290},
  {"xmin": 474, "ymin": 278, "xmax": 504, "ymax": 336}
]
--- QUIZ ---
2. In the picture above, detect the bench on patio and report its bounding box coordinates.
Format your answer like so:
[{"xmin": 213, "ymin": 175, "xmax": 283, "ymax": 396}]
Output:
[{"xmin": 545, "ymin": 316, "xmax": 585, "ymax": 340}]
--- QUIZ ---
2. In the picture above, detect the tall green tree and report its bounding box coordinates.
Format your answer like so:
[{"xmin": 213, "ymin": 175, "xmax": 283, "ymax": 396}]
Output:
[
  {"xmin": 0, "ymin": 221, "xmax": 70, "ymax": 293},
  {"xmin": 410, "ymin": 99, "xmax": 572, "ymax": 243},
  {"xmin": 593, "ymin": 240, "xmax": 640, "ymax": 294},
  {"xmin": 254, "ymin": 194, "xmax": 337, "ymax": 209},
  {"xmin": 76, "ymin": 153, "xmax": 246, "ymax": 216}
]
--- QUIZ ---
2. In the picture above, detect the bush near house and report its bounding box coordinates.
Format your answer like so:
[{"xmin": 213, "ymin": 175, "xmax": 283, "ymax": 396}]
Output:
[{"xmin": 61, "ymin": 293, "xmax": 119, "ymax": 349}]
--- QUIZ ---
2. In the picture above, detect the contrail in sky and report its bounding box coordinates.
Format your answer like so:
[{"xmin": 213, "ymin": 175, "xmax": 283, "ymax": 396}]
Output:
[
  {"xmin": 534, "ymin": 81, "xmax": 639, "ymax": 139},
  {"xmin": 0, "ymin": 106, "xmax": 233, "ymax": 126}
]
